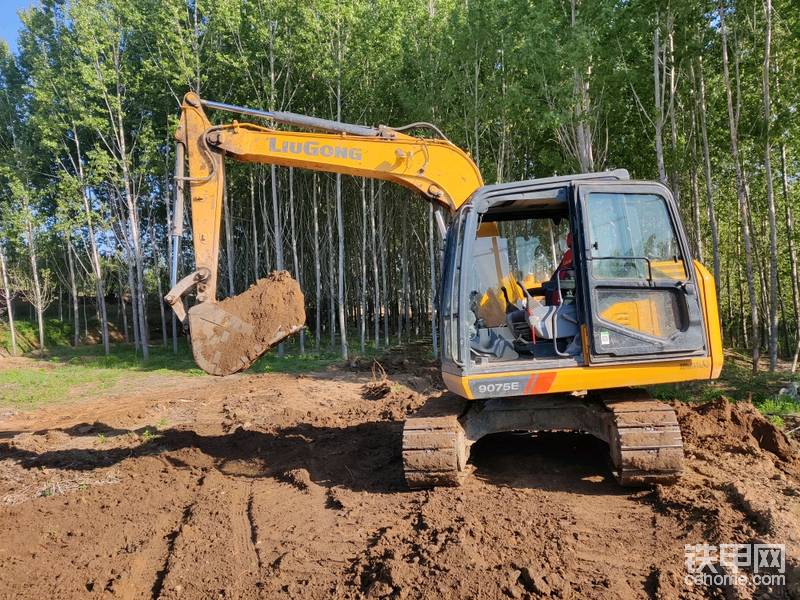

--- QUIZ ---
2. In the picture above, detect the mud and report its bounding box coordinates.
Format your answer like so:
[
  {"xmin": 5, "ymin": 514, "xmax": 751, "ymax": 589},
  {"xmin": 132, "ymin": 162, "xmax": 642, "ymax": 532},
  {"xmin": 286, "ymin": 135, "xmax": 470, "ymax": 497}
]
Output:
[
  {"xmin": 0, "ymin": 365, "xmax": 798, "ymax": 599},
  {"xmin": 188, "ymin": 271, "xmax": 306, "ymax": 375}
]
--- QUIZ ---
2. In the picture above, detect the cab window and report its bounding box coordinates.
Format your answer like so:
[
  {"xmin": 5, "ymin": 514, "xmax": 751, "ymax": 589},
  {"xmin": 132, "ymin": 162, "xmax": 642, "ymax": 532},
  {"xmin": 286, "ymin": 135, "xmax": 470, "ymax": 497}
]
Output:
[{"xmin": 586, "ymin": 192, "xmax": 686, "ymax": 281}]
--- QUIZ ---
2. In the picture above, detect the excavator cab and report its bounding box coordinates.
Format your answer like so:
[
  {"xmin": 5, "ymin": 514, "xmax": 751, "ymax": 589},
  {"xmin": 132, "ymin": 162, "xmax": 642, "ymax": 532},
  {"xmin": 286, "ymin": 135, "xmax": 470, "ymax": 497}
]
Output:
[{"xmin": 439, "ymin": 170, "xmax": 720, "ymax": 400}]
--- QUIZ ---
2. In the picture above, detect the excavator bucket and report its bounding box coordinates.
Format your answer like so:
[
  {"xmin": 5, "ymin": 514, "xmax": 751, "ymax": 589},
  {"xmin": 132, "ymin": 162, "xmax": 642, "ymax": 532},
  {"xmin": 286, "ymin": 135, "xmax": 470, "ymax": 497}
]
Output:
[{"xmin": 187, "ymin": 271, "xmax": 306, "ymax": 376}]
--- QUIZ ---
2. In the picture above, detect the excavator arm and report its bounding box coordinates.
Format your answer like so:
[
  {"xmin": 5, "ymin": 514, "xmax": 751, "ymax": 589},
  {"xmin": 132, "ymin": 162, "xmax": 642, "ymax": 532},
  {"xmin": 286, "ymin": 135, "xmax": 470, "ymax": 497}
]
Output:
[{"xmin": 167, "ymin": 92, "xmax": 483, "ymax": 375}]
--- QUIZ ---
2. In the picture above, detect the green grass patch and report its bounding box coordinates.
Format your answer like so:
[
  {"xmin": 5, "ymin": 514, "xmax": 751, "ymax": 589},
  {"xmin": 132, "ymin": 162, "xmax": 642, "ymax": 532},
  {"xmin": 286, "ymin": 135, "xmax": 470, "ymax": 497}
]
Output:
[
  {"xmin": 755, "ymin": 395, "xmax": 798, "ymax": 416},
  {"xmin": 648, "ymin": 358, "xmax": 799, "ymax": 405},
  {"xmin": 0, "ymin": 330, "xmax": 419, "ymax": 410},
  {"xmin": 0, "ymin": 342, "xmax": 202, "ymax": 410},
  {"xmin": 0, "ymin": 361, "xmax": 124, "ymax": 408},
  {"xmin": 0, "ymin": 318, "xmax": 74, "ymax": 354},
  {"xmin": 42, "ymin": 341, "xmax": 204, "ymax": 373},
  {"xmin": 246, "ymin": 332, "xmax": 409, "ymax": 374}
]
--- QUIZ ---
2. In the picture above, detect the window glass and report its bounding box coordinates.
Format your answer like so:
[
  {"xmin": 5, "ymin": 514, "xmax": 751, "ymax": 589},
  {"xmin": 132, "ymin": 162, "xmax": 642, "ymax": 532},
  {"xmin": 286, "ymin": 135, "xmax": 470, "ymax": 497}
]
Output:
[
  {"xmin": 467, "ymin": 217, "xmax": 569, "ymax": 329},
  {"xmin": 586, "ymin": 193, "xmax": 686, "ymax": 280},
  {"xmin": 442, "ymin": 213, "xmax": 467, "ymax": 361},
  {"xmin": 596, "ymin": 288, "xmax": 686, "ymax": 340}
]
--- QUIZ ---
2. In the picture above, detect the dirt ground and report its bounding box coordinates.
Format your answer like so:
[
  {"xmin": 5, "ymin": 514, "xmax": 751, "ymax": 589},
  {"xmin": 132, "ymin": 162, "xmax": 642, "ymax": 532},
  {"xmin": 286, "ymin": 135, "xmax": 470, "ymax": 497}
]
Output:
[{"xmin": 0, "ymin": 357, "xmax": 799, "ymax": 600}]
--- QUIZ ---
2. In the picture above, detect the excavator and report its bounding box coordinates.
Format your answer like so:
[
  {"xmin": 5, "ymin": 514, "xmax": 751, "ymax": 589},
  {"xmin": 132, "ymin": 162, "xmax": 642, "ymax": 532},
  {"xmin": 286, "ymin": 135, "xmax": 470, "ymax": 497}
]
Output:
[{"xmin": 166, "ymin": 92, "xmax": 723, "ymax": 488}]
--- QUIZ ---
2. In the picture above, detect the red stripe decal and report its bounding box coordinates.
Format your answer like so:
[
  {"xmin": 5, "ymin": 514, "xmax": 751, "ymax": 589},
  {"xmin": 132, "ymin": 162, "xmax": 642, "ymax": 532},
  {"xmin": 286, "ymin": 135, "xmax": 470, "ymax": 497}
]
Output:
[
  {"xmin": 531, "ymin": 371, "xmax": 557, "ymax": 394},
  {"xmin": 523, "ymin": 374, "xmax": 539, "ymax": 395}
]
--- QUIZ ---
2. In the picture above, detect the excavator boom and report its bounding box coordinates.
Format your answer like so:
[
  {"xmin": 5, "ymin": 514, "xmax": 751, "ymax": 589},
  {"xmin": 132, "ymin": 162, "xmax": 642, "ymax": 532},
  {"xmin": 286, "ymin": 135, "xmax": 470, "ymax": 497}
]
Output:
[{"xmin": 167, "ymin": 92, "xmax": 483, "ymax": 375}]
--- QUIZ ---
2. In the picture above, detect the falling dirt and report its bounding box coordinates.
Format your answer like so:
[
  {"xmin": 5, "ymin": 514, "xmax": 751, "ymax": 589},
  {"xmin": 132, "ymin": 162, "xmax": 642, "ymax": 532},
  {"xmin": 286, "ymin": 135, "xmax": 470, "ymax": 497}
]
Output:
[
  {"xmin": 188, "ymin": 271, "xmax": 306, "ymax": 376},
  {"xmin": 0, "ymin": 360, "xmax": 798, "ymax": 599}
]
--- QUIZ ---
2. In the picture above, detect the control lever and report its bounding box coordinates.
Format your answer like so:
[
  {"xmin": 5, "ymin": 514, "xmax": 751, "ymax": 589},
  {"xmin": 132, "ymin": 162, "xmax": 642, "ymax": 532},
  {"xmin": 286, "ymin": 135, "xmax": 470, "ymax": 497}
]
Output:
[{"xmin": 515, "ymin": 281, "xmax": 539, "ymax": 345}]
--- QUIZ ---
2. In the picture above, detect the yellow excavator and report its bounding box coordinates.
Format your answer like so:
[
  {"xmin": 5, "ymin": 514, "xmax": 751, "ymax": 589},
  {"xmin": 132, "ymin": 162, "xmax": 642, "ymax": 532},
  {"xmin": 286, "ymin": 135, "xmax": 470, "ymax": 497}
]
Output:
[{"xmin": 166, "ymin": 92, "xmax": 723, "ymax": 488}]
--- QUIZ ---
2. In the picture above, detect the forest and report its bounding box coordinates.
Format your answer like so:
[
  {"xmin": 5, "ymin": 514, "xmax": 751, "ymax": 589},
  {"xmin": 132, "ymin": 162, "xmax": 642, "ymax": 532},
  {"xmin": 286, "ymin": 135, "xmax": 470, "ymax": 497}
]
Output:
[{"xmin": 0, "ymin": 0, "xmax": 798, "ymax": 372}]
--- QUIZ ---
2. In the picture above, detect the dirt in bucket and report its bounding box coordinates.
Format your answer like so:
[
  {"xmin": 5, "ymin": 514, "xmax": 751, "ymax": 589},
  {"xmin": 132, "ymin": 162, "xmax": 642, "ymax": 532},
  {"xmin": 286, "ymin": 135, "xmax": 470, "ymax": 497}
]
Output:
[{"xmin": 188, "ymin": 270, "xmax": 306, "ymax": 376}]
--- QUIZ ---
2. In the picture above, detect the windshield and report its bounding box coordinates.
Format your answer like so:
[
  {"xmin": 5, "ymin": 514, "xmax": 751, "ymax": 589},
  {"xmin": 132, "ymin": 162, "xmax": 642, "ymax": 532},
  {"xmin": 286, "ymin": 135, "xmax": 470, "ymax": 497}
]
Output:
[{"xmin": 586, "ymin": 192, "xmax": 686, "ymax": 280}]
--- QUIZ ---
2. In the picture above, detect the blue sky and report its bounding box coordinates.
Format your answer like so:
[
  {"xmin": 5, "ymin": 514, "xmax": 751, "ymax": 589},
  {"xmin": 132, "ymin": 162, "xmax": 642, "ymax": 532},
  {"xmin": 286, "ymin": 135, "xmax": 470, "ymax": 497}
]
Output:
[{"xmin": 0, "ymin": 0, "xmax": 35, "ymax": 53}]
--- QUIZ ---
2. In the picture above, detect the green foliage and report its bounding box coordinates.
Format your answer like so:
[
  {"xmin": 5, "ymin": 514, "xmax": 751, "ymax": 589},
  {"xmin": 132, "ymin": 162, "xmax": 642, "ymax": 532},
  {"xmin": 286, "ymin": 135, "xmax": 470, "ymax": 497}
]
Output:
[
  {"xmin": 755, "ymin": 395, "xmax": 800, "ymax": 417},
  {"xmin": 0, "ymin": 318, "xmax": 73, "ymax": 353},
  {"xmin": 0, "ymin": 333, "xmax": 389, "ymax": 409},
  {"xmin": 139, "ymin": 427, "xmax": 159, "ymax": 443},
  {"xmin": 0, "ymin": 343, "xmax": 201, "ymax": 409}
]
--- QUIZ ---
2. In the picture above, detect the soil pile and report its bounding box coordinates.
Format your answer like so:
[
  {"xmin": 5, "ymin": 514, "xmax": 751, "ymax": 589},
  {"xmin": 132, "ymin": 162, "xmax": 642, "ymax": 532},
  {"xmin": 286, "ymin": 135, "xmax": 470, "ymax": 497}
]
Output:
[
  {"xmin": 654, "ymin": 398, "xmax": 800, "ymax": 598},
  {"xmin": 676, "ymin": 397, "xmax": 798, "ymax": 464},
  {"xmin": 188, "ymin": 271, "xmax": 305, "ymax": 375}
]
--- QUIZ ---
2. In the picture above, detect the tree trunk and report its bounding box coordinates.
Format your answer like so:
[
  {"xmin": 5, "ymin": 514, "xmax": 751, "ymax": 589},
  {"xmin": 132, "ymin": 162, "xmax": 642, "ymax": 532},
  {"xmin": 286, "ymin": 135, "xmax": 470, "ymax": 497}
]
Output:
[
  {"xmin": 74, "ymin": 134, "xmax": 109, "ymax": 354},
  {"xmin": 667, "ymin": 22, "xmax": 680, "ymax": 207},
  {"xmin": 336, "ymin": 171, "xmax": 347, "ymax": 359},
  {"xmin": 653, "ymin": 20, "xmax": 667, "ymax": 186},
  {"xmin": 761, "ymin": 0, "xmax": 778, "ymax": 370},
  {"xmin": 359, "ymin": 179, "xmax": 367, "ymax": 353},
  {"xmin": 379, "ymin": 185, "xmax": 389, "ymax": 345},
  {"xmin": 780, "ymin": 145, "xmax": 800, "ymax": 372},
  {"xmin": 719, "ymin": 5, "xmax": 759, "ymax": 372},
  {"xmin": 118, "ymin": 132, "xmax": 149, "ymax": 359},
  {"xmin": 119, "ymin": 272, "xmax": 129, "ymax": 344},
  {"xmin": 689, "ymin": 123, "xmax": 703, "ymax": 261},
  {"xmin": 67, "ymin": 238, "xmax": 80, "ymax": 346},
  {"xmin": 168, "ymin": 168, "xmax": 180, "ymax": 354},
  {"xmin": 260, "ymin": 169, "xmax": 272, "ymax": 274},
  {"xmin": 312, "ymin": 174, "xmax": 322, "ymax": 353},
  {"xmin": 429, "ymin": 204, "xmax": 438, "ymax": 357},
  {"xmin": 326, "ymin": 185, "xmax": 336, "ymax": 349},
  {"xmin": 25, "ymin": 216, "xmax": 45, "ymax": 351},
  {"xmin": 250, "ymin": 172, "xmax": 259, "ymax": 281},
  {"xmin": 288, "ymin": 167, "xmax": 304, "ymax": 354},
  {"xmin": 369, "ymin": 180, "xmax": 380, "ymax": 349},
  {"xmin": 334, "ymin": 35, "xmax": 348, "ymax": 359},
  {"xmin": 156, "ymin": 262, "xmax": 167, "ymax": 348},
  {"xmin": 271, "ymin": 166, "xmax": 285, "ymax": 357},
  {"xmin": 126, "ymin": 246, "xmax": 140, "ymax": 353},
  {"xmin": 0, "ymin": 247, "xmax": 17, "ymax": 356},
  {"xmin": 696, "ymin": 58, "xmax": 721, "ymax": 294},
  {"xmin": 400, "ymin": 213, "xmax": 409, "ymax": 344},
  {"xmin": 223, "ymin": 179, "xmax": 235, "ymax": 297}
]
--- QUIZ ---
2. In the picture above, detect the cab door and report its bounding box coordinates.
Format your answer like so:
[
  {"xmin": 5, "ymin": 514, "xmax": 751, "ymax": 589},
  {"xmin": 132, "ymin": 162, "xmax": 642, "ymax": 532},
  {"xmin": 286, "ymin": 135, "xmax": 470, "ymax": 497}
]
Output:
[{"xmin": 575, "ymin": 182, "xmax": 706, "ymax": 362}]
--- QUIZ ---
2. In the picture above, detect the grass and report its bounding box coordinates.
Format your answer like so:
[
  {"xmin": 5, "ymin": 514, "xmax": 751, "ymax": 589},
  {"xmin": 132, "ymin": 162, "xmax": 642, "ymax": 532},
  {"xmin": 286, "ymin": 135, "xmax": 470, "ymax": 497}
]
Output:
[
  {"xmin": 0, "ymin": 341, "xmax": 202, "ymax": 409},
  {"xmin": 0, "ymin": 319, "xmax": 74, "ymax": 354},
  {"xmin": 0, "ymin": 330, "xmax": 405, "ymax": 411}
]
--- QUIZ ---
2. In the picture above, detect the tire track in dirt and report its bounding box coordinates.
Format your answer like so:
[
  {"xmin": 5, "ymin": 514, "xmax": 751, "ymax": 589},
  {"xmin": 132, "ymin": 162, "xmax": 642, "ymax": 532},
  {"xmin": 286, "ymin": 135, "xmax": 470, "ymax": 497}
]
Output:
[
  {"xmin": 155, "ymin": 470, "xmax": 261, "ymax": 599},
  {"xmin": 250, "ymin": 473, "xmax": 362, "ymax": 597},
  {"xmin": 147, "ymin": 473, "xmax": 206, "ymax": 600},
  {"xmin": 0, "ymin": 453, "xmax": 206, "ymax": 599},
  {"xmin": 247, "ymin": 487, "xmax": 264, "ymax": 573}
]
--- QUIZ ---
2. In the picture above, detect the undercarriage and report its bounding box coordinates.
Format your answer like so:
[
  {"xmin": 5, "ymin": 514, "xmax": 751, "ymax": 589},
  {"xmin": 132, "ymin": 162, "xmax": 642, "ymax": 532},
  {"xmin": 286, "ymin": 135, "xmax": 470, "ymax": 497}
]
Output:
[{"xmin": 402, "ymin": 389, "xmax": 683, "ymax": 488}]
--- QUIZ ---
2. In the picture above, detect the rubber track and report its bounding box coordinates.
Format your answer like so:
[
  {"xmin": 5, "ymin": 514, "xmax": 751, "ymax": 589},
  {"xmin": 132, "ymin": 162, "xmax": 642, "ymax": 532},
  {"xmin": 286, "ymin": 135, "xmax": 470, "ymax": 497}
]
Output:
[
  {"xmin": 402, "ymin": 415, "xmax": 467, "ymax": 489},
  {"xmin": 602, "ymin": 390, "xmax": 684, "ymax": 486}
]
